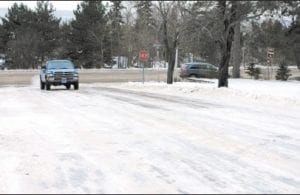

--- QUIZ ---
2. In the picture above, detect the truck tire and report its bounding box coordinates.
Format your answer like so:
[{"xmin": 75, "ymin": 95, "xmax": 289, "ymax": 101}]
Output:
[
  {"xmin": 40, "ymin": 79, "xmax": 45, "ymax": 90},
  {"xmin": 46, "ymin": 83, "xmax": 51, "ymax": 90},
  {"xmin": 66, "ymin": 84, "xmax": 71, "ymax": 90},
  {"xmin": 74, "ymin": 82, "xmax": 79, "ymax": 90}
]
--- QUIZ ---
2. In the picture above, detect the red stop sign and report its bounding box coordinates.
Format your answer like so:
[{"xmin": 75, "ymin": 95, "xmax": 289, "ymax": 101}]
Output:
[{"xmin": 139, "ymin": 50, "xmax": 149, "ymax": 62}]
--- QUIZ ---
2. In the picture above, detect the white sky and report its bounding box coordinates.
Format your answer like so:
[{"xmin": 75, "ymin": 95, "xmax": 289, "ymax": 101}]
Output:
[{"xmin": 0, "ymin": 1, "xmax": 81, "ymax": 11}]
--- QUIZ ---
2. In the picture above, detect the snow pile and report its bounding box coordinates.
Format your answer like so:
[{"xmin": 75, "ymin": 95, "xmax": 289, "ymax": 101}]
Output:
[
  {"xmin": 97, "ymin": 79, "xmax": 300, "ymax": 108},
  {"xmin": 30, "ymin": 75, "xmax": 40, "ymax": 86}
]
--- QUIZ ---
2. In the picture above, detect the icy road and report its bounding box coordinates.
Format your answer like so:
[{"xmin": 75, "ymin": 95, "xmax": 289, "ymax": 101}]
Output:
[{"xmin": 0, "ymin": 78, "xmax": 299, "ymax": 193}]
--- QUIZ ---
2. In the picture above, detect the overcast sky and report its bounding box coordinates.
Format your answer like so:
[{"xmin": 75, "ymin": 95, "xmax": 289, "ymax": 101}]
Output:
[{"xmin": 0, "ymin": 1, "xmax": 81, "ymax": 11}]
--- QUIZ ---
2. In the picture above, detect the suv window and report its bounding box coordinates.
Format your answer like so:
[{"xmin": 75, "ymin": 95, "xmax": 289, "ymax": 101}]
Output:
[
  {"xmin": 187, "ymin": 63, "xmax": 218, "ymax": 69},
  {"xmin": 189, "ymin": 65, "xmax": 200, "ymax": 69},
  {"xmin": 207, "ymin": 64, "xmax": 217, "ymax": 70},
  {"xmin": 199, "ymin": 64, "xmax": 207, "ymax": 69}
]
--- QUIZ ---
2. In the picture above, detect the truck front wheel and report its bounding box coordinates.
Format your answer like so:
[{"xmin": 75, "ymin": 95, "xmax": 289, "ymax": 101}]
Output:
[
  {"xmin": 40, "ymin": 79, "xmax": 45, "ymax": 90},
  {"xmin": 66, "ymin": 84, "xmax": 71, "ymax": 90},
  {"xmin": 46, "ymin": 83, "xmax": 51, "ymax": 90},
  {"xmin": 74, "ymin": 82, "xmax": 79, "ymax": 90}
]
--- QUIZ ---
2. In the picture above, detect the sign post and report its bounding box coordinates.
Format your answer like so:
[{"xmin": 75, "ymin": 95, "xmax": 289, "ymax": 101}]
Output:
[
  {"xmin": 139, "ymin": 50, "xmax": 149, "ymax": 84},
  {"xmin": 267, "ymin": 48, "xmax": 274, "ymax": 80}
]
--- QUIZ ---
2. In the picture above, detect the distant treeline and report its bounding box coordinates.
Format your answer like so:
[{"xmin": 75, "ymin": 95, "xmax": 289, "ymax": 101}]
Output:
[{"xmin": 0, "ymin": 1, "xmax": 299, "ymax": 70}]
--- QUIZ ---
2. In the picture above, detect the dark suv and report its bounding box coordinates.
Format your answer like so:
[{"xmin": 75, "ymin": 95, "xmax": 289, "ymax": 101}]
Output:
[
  {"xmin": 40, "ymin": 60, "xmax": 79, "ymax": 90},
  {"xmin": 180, "ymin": 62, "xmax": 218, "ymax": 78}
]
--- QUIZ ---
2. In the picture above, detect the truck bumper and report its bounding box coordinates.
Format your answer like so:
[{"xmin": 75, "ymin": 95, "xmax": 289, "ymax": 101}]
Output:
[{"xmin": 46, "ymin": 79, "xmax": 79, "ymax": 86}]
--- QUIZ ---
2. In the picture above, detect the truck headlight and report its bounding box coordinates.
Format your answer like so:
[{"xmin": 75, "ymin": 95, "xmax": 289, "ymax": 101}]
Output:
[
  {"xmin": 46, "ymin": 74, "xmax": 54, "ymax": 81},
  {"xmin": 73, "ymin": 73, "xmax": 79, "ymax": 79}
]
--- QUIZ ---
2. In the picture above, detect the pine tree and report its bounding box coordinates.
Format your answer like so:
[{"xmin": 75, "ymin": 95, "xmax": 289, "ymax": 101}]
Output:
[
  {"xmin": 276, "ymin": 60, "xmax": 291, "ymax": 81},
  {"xmin": 134, "ymin": 1, "xmax": 156, "ymax": 67},
  {"xmin": 1, "ymin": 3, "xmax": 38, "ymax": 69},
  {"xmin": 246, "ymin": 63, "xmax": 261, "ymax": 79},
  {"xmin": 135, "ymin": 1, "xmax": 155, "ymax": 31},
  {"xmin": 287, "ymin": 5, "xmax": 300, "ymax": 70},
  {"xmin": 57, "ymin": 22, "xmax": 75, "ymax": 60},
  {"xmin": 0, "ymin": 24, "xmax": 7, "ymax": 53},
  {"xmin": 108, "ymin": 1, "xmax": 124, "ymax": 58},
  {"xmin": 71, "ymin": 0, "xmax": 108, "ymax": 68},
  {"xmin": 34, "ymin": 1, "xmax": 61, "ymax": 62}
]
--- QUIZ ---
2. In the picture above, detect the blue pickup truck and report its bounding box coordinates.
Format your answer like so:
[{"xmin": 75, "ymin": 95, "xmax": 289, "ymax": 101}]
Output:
[{"xmin": 40, "ymin": 60, "xmax": 79, "ymax": 90}]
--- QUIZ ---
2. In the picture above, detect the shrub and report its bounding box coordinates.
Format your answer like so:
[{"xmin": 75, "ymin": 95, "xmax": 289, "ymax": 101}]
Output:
[
  {"xmin": 246, "ymin": 63, "xmax": 261, "ymax": 80},
  {"xmin": 276, "ymin": 60, "xmax": 291, "ymax": 81}
]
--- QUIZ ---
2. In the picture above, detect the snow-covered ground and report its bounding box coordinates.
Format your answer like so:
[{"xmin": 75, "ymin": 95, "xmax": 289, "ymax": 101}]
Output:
[
  {"xmin": 93, "ymin": 78, "xmax": 300, "ymax": 108},
  {"xmin": 0, "ymin": 77, "xmax": 299, "ymax": 193}
]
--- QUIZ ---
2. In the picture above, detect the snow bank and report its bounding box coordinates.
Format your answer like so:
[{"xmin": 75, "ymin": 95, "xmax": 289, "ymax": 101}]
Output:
[{"xmin": 92, "ymin": 79, "xmax": 300, "ymax": 108}]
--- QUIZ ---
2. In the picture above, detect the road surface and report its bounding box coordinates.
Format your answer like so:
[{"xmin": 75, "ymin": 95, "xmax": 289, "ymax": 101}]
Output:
[
  {"xmin": 1, "ymin": 67, "xmax": 299, "ymax": 86},
  {"xmin": 0, "ymin": 77, "xmax": 299, "ymax": 193},
  {"xmin": 0, "ymin": 69, "xmax": 173, "ymax": 86}
]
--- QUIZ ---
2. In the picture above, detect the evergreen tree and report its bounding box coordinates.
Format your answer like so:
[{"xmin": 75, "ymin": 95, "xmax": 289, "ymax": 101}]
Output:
[
  {"xmin": 287, "ymin": 6, "xmax": 300, "ymax": 70},
  {"xmin": 0, "ymin": 25, "xmax": 6, "ymax": 53},
  {"xmin": 135, "ymin": 1, "xmax": 155, "ymax": 31},
  {"xmin": 1, "ymin": 3, "xmax": 38, "ymax": 69},
  {"xmin": 134, "ymin": 1, "xmax": 156, "ymax": 67},
  {"xmin": 71, "ymin": 1, "xmax": 108, "ymax": 68},
  {"xmin": 34, "ymin": 1, "xmax": 61, "ymax": 62},
  {"xmin": 182, "ymin": 1, "xmax": 220, "ymax": 65},
  {"xmin": 245, "ymin": 19, "xmax": 293, "ymax": 65},
  {"xmin": 108, "ymin": 1, "xmax": 124, "ymax": 59},
  {"xmin": 246, "ymin": 63, "xmax": 261, "ymax": 79},
  {"xmin": 57, "ymin": 22, "xmax": 75, "ymax": 60},
  {"xmin": 276, "ymin": 60, "xmax": 291, "ymax": 81}
]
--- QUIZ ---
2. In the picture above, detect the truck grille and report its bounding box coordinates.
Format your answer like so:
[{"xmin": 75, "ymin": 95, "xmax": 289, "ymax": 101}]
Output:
[{"xmin": 54, "ymin": 72, "xmax": 74, "ymax": 81}]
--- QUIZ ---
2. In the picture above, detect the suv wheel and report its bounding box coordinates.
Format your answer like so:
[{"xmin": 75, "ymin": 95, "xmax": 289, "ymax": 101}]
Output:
[
  {"xmin": 74, "ymin": 82, "xmax": 79, "ymax": 90},
  {"xmin": 40, "ymin": 79, "xmax": 45, "ymax": 90}
]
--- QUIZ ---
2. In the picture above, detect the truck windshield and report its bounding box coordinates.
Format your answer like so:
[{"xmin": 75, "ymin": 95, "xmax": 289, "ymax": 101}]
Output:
[{"xmin": 47, "ymin": 61, "xmax": 74, "ymax": 69}]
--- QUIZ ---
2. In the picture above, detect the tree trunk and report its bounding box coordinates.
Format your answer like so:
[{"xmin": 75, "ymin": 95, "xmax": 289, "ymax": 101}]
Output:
[
  {"xmin": 232, "ymin": 20, "xmax": 241, "ymax": 78},
  {"xmin": 161, "ymin": 8, "xmax": 173, "ymax": 84},
  {"xmin": 293, "ymin": 45, "xmax": 300, "ymax": 70},
  {"xmin": 219, "ymin": 47, "xmax": 230, "ymax": 87},
  {"xmin": 158, "ymin": 1, "xmax": 180, "ymax": 84},
  {"xmin": 218, "ymin": 1, "xmax": 237, "ymax": 88},
  {"xmin": 167, "ymin": 49, "xmax": 176, "ymax": 84}
]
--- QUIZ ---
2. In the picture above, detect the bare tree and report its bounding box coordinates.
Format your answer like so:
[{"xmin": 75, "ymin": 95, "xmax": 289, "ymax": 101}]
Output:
[
  {"xmin": 216, "ymin": 1, "xmax": 278, "ymax": 86},
  {"xmin": 122, "ymin": 2, "xmax": 135, "ymax": 67},
  {"xmin": 216, "ymin": 1, "xmax": 238, "ymax": 87},
  {"xmin": 230, "ymin": 1, "xmax": 279, "ymax": 78},
  {"xmin": 156, "ymin": 1, "xmax": 187, "ymax": 84},
  {"xmin": 231, "ymin": 1, "xmax": 242, "ymax": 78}
]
